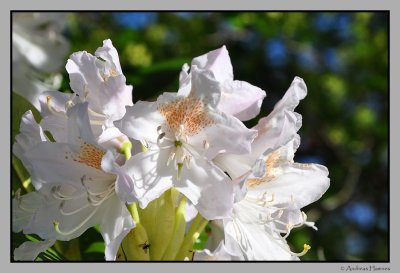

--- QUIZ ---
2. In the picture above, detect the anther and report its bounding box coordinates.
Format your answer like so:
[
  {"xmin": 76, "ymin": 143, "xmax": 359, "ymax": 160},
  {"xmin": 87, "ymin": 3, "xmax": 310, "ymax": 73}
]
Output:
[
  {"xmin": 290, "ymin": 244, "xmax": 311, "ymax": 257},
  {"xmin": 203, "ymin": 139, "xmax": 209, "ymax": 150}
]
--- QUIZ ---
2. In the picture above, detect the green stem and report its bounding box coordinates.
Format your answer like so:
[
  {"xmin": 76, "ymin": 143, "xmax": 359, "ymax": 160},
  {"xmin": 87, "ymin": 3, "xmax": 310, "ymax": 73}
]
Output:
[
  {"xmin": 12, "ymin": 155, "xmax": 33, "ymax": 192},
  {"xmin": 175, "ymin": 215, "xmax": 209, "ymax": 260},
  {"xmin": 161, "ymin": 195, "xmax": 187, "ymax": 260},
  {"xmin": 128, "ymin": 202, "xmax": 140, "ymax": 224},
  {"xmin": 148, "ymin": 189, "xmax": 175, "ymax": 260}
]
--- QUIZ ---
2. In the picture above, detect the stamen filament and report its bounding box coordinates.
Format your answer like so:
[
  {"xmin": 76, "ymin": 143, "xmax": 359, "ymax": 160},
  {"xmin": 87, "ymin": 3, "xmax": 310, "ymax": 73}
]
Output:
[
  {"xmin": 290, "ymin": 244, "xmax": 311, "ymax": 257},
  {"xmin": 46, "ymin": 96, "xmax": 65, "ymax": 117},
  {"xmin": 53, "ymin": 205, "xmax": 100, "ymax": 236}
]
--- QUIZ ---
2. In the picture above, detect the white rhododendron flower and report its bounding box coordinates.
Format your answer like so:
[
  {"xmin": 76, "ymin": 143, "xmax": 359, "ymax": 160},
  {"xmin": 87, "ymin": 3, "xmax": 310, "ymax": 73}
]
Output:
[
  {"xmin": 12, "ymin": 40, "xmax": 330, "ymax": 261},
  {"xmin": 214, "ymin": 76, "xmax": 308, "ymax": 182},
  {"xmin": 39, "ymin": 39, "xmax": 133, "ymax": 148},
  {"xmin": 12, "ymin": 103, "xmax": 135, "ymax": 260},
  {"xmin": 221, "ymin": 135, "xmax": 330, "ymax": 260},
  {"xmin": 115, "ymin": 67, "xmax": 257, "ymax": 220},
  {"xmin": 12, "ymin": 12, "xmax": 70, "ymax": 109},
  {"xmin": 179, "ymin": 46, "xmax": 266, "ymax": 121},
  {"xmin": 194, "ymin": 77, "xmax": 330, "ymax": 260}
]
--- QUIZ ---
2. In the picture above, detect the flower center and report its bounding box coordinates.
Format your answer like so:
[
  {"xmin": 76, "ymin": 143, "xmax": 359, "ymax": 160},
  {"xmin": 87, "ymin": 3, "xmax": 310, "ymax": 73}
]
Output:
[
  {"xmin": 157, "ymin": 96, "xmax": 214, "ymax": 136},
  {"xmin": 65, "ymin": 142, "xmax": 106, "ymax": 170}
]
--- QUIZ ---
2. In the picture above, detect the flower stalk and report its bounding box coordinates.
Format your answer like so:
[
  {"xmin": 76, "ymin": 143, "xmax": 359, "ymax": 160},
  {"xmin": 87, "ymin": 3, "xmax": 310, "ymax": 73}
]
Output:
[
  {"xmin": 175, "ymin": 213, "xmax": 209, "ymax": 260},
  {"xmin": 161, "ymin": 195, "xmax": 187, "ymax": 260}
]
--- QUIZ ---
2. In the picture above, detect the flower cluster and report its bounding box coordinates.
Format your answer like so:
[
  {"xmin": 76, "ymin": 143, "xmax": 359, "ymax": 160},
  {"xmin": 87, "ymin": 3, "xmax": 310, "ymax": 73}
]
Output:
[{"xmin": 12, "ymin": 40, "xmax": 330, "ymax": 261}]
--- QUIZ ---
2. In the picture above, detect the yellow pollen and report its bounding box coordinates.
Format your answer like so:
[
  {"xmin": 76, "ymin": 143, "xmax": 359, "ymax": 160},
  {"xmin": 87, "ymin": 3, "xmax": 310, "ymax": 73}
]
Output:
[
  {"xmin": 158, "ymin": 96, "xmax": 214, "ymax": 136},
  {"xmin": 72, "ymin": 143, "xmax": 105, "ymax": 170}
]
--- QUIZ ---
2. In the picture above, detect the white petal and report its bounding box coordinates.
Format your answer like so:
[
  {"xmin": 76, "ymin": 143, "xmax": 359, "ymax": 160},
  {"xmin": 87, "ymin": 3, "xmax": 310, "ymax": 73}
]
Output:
[
  {"xmin": 114, "ymin": 100, "xmax": 164, "ymax": 145},
  {"xmin": 191, "ymin": 45, "xmax": 233, "ymax": 83},
  {"xmin": 12, "ymin": 61, "xmax": 62, "ymax": 110},
  {"xmin": 120, "ymin": 150, "xmax": 173, "ymax": 208},
  {"xmin": 219, "ymin": 80, "xmax": 266, "ymax": 121},
  {"xmin": 252, "ymin": 76, "xmax": 307, "ymax": 156},
  {"xmin": 174, "ymin": 157, "xmax": 234, "ymax": 220},
  {"xmin": 23, "ymin": 142, "xmax": 107, "ymax": 189},
  {"xmin": 66, "ymin": 102, "xmax": 96, "ymax": 146},
  {"xmin": 94, "ymin": 39, "xmax": 123, "ymax": 74},
  {"xmin": 102, "ymin": 150, "xmax": 137, "ymax": 204},
  {"xmin": 249, "ymin": 162, "xmax": 330, "ymax": 210},
  {"xmin": 100, "ymin": 197, "xmax": 135, "ymax": 260},
  {"xmin": 38, "ymin": 91, "xmax": 70, "ymax": 142},
  {"xmin": 14, "ymin": 239, "xmax": 56, "ymax": 261},
  {"xmin": 22, "ymin": 188, "xmax": 123, "ymax": 244},
  {"xmin": 204, "ymin": 220, "xmax": 226, "ymax": 252},
  {"xmin": 188, "ymin": 67, "xmax": 222, "ymax": 107},
  {"xmin": 184, "ymin": 201, "xmax": 198, "ymax": 223},
  {"xmin": 12, "ymin": 191, "xmax": 45, "ymax": 232},
  {"xmin": 199, "ymin": 109, "xmax": 258, "ymax": 159},
  {"xmin": 178, "ymin": 63, "xmax": 191, "ymax": 95},
  {"xmin": 66, "ymin": 43, "xmax": 133, "ymax": 122},
  {"xmin": 213, "ymin": 77, "xmax": 307, "ymax": 179},
  {"xmin": 224, "ymin": 215, "xmax": 294, "ymax": 260},
  {"xmin": 13, "ymin": 110, "xmax": 48, "ymax": 174},
  {"xmin": 194, "ymin": 241, "xmax": 241, "ymax": 261}
]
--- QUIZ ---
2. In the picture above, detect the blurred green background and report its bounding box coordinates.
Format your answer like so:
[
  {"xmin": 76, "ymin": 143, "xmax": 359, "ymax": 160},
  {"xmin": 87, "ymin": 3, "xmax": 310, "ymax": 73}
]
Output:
[{"xmin": 12, "ymin": 12, "xmax": 389, "ymax": 261}]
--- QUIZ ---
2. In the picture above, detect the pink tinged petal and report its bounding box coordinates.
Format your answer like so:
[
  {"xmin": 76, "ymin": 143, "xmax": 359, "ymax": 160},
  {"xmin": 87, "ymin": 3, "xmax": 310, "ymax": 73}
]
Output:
[
  {"xmin": 219, "ymin": 80, "xmax": 266, "ymax": 121},
  {"xmin": 174, "ymin": 157, "xmax": 234, "ymax": 220},
  {"xmin": 191, "ymin": 45, "xmax": 233, "ymax": 83},
  {"xmin": 13, "ymin": 239, "xmax": 56, "ymax": 261},
  {"xmin": 246, "ymin": 137, "xmax": 330, "ymax": 210},
  {"xmin": 189, "ymin": 67, "xmax": 222, "ymax": 107},
  {"xmin": 201, "ymin": 110, "xmax": 258, "ymax": 159},
  {"xmin": 121, "ymin": 149, "xmax": 173, "ymax": 208},
  {"xmin": 99, "ymin": 196, "xmax": 135, "ymax": 260},
  {"xmin": 94, "ymin": 39, "xmax": 123, "ymax": 74},
  {"xmin": 114, "ymin": 100, "xmax": 164, "ymax": 145},
  {"xmin": 66, "ymin": 44, "xmax": 133, "ymax": 122},
  {"xmin": 213, "ymin": 77, "xmax": 307, "ymax": 180},
  {"xmin": 251, "ymin": 76, "xmax": 307, "ymax": 157}
]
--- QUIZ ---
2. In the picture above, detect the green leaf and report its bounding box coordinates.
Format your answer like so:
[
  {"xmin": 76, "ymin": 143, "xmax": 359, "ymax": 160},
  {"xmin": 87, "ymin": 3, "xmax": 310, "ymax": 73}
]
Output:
[
  {"xmin": 85, "ymin": 242, "xmax": 105, "ymax": 254},
  {"xmin": 137, "ymin": 57, "xmax": 190, "ymax": 75}
]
